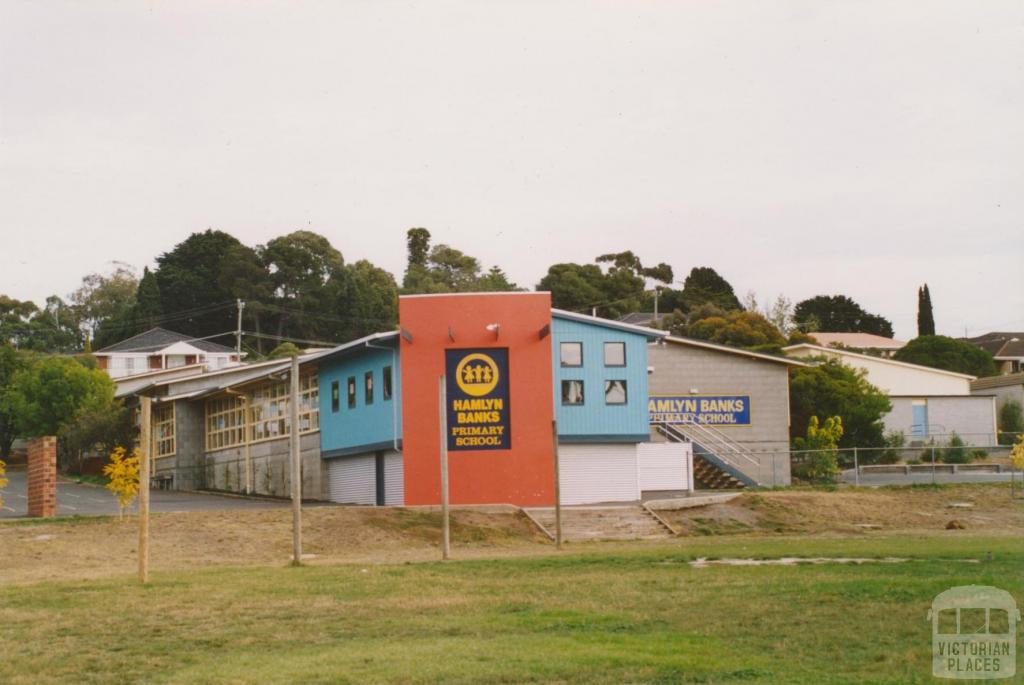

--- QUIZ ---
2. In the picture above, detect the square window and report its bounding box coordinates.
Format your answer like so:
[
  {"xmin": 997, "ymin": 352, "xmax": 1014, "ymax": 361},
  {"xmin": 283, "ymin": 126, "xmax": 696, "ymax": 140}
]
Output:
[
  {"xmin": 383, "ymin": 366, "xmax": 393, "ymax": 400},
  {"xmin": 605, "ymin": 380, "xmax": 627, "ymax": 404},
  {"xmin": 331, "ymin": 380, "xmax": 340, "ymax": 412},
  {"xmin": 560, "ymin": 342, "xmax": 582, "ymax": 367},
  {"xmin": 365, "ymin": 371, "xmax": 374, "ymax": 405},
  {"xmin": 347, "ymin": 376, "xmax": 356, "ymax": 408},
  {"xmin": 561, "ymin": 380, "xmax": 584, "ymax": 405},
  {"xmin": 604, "ymin": 342, "xmax": 626, "ymax": 366}
]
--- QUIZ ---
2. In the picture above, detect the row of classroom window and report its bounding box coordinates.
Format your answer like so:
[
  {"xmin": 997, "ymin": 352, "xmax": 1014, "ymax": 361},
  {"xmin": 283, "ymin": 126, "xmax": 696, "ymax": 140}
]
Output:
[{"xmin": 330, "ymin": 365, "xmax": 393, "ymax": 412}]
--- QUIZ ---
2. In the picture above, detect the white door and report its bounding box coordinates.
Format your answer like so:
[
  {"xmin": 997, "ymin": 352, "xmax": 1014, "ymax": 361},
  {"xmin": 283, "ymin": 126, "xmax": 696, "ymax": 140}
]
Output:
[
  {"xmin": 637, "ymin": 442, "xmax": 692, "ymax": 493},
  {"xmin": 384, "ymin": 451, "xmax": 404, "ymax": 506},
  {"xmin": 327, "ymin": 454, "xmax": 376, "ymax": 504},
  {"xmin": 558, "ymin": 443, "xmax": 638, "ymax": 505}
]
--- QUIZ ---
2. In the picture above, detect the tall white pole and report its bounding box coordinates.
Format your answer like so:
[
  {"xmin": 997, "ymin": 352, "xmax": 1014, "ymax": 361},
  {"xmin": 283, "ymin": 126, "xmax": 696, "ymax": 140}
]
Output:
[
  {"xmin": 138, "ymin": 397, "xmax": 152, "ymax": 584},
  {"xmin": 290, "ymin": 355, "xmax": 302, "ymax": 566},
  {"xmin": 235, "ymin": 299, "xmax": 245, "ymax": 358},
  {"xmin": 439, "ymin": 375, "xmax": 450, "ymax": 560}
]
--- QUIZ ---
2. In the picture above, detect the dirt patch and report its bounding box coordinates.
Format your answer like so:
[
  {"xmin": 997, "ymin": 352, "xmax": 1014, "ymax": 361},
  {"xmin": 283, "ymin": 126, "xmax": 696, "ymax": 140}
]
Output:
[
  {"xmin": 662, "ymin": 485, "xmax": 1024, "ymax": 537},
  {"xmin": 0, "ymin": 506, "xmax": 548, "ymax": 585}
]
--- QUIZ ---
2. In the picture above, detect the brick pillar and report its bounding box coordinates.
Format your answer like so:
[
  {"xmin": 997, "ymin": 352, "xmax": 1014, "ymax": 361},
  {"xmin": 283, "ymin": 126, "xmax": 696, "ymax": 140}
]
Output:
[{"xmin": 27, "ymin": 436, "xmax": 57, "ymax": 518}]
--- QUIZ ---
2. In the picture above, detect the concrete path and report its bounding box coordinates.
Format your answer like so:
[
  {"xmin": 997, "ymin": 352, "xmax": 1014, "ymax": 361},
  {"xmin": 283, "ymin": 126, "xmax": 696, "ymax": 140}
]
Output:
[{"xmin": 0, "ymin": 467, "xmax": 288, "ymax": 519}]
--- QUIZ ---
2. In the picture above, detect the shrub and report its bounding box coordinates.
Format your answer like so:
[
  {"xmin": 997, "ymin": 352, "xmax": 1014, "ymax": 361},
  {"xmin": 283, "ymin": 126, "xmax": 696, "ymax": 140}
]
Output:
[
  {"xmin": 968, "ymin": 449, "xmax": 988, "ymax": 461},
  {"xmin": 875, "ymin": 430, "xmax": 906, "ymax": 465},
  {"xmin": 792, "ymin": 416, "xmax": 842, "ymax": 484},
  {"xmin": 998, "ymin": 400, "xmax": 1024, "ymax": 445},
  {"xmin": 941, "ymin": 432, "xmax": 970, "ymax": 464},
  {"xmin": 103, "ymin": 446, "xmax": 140, "ymax": 519}
]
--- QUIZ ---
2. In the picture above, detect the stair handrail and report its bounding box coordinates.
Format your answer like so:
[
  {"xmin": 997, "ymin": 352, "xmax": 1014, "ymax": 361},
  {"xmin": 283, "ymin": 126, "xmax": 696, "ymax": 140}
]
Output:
[
  {"xmin": 664, "ymin": 420, "xmax": 760, "ymax": 468},
  {"xmin": 654, "ymin": 422, "xmax": 758, "ymax": 487}
]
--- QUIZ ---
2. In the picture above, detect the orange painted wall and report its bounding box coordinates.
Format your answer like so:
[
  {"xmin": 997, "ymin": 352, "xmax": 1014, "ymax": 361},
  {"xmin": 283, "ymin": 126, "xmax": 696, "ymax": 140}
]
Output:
[{"xmin": 399, "ymin": 293, "xmax": 555, "ymax": 506}]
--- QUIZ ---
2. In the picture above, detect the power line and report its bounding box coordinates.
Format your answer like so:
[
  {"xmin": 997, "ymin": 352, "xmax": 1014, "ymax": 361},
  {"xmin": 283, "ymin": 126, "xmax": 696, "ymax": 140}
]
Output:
[{"xmin": 242, "ymin": 331, "xmax": 343, "ymax": 347}]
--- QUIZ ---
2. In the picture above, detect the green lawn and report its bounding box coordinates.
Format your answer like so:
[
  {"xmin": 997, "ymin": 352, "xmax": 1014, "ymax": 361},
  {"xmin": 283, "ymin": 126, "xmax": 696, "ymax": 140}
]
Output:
[{"xmin": 2, "ymin": 534, "xmax": 1022, "ymax": 684}]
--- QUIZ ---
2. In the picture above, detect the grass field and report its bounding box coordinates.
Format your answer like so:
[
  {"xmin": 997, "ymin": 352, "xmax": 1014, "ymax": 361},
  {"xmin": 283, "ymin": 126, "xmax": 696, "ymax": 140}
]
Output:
[{"xmin": 2, "ymin": 532, "xmax": 1022, "ymax": 684}]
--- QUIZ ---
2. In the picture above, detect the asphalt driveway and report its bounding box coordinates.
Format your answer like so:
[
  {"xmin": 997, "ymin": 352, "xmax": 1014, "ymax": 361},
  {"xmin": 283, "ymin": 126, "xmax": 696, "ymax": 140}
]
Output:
[{"xmin": 1, "ymin": 466, "xmax": 288, "ymax": 519}]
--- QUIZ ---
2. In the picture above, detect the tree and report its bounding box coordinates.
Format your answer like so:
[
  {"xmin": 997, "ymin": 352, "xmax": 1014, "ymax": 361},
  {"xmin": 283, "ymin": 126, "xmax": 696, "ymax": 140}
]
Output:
[
  {"xmin": 998, "ymin": 400, "xmax": 1024, "ymax": 445},
  {"xmin": 0, "ymin": 295, "xmax": 39, "ymax": 347},
  {"xmin": 686, "ymin": 310, "xmax": 787, "ymax": 352},
  {"xmin": 678, "ymin": 267, "xmax": 742, "ymax": 312},
  {"xmin": 260, "ymin": 230, "xmax": 346, "ymax": 342},
  {"xmin": 893, "ymin": 335, "xmax": 997, "ymax": 378},
  {"xmin": 329, "ymin": 260, "xmax": 399, "ymax": 340},
  {"xmin": 793, "ymin": 295, "xmax": 894, "ymax": 337},
  {"xmin": 60, "ymin": 401, "xmax": 135, "ymax": 474},
  {"xmin": 0, "ymin": 344, "xmax": 28, "ymax": 459},
  {"xmin": 401, "ymin": 228, "xmax": 517, "ymax": 295},
  {"xmin": 154, "ymin": 230, "xmax": 244, "ymax": 338},
  {"xmin": 792, "ymin": 415, "xmax": 843, "ymax": 483},
  {"xmin": 917, "ymin": 284, "xmax": 935, "ymax": 337},
  {"xmin": 68, "ymin": 263, "xmax": 138, "ymax": 350},
  {"xmin": 789, "ymin": 358, "xmax": 891, "ymax": 448},
  {"xmin": 538, "ymin": 251, "xmax": 672, "ymax": 318},
  {"xmin": 104, "ymin": 446, "xmax": 140, "ymax": 520},
  {"xmin": 266, "ymin": 342, "xmax": 302, "ymax": 359},
  {"xmin": 1, "ymin": 356, "xmax": 115, "ymax": 439}
]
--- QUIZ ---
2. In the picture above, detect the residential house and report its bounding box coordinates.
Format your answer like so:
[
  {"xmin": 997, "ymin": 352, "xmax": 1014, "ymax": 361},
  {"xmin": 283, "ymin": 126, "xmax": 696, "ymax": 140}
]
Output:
[{"xmin": 94, "ymin": 327, "xmax": 242, "ymax": 378}]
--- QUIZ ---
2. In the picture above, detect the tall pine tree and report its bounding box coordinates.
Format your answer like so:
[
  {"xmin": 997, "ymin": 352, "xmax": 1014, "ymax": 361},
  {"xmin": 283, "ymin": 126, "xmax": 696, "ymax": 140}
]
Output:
[{"xmin": 917, "ymin": 284, "xmax": 935, "ymax": 336}]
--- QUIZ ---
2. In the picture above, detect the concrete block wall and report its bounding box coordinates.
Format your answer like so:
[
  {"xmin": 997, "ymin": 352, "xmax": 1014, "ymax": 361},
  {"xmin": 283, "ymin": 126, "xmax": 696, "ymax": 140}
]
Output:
[
  {"xmin": 647, "ymin": 342, "xmax": 793, "ymax": 486},
  {"xmin": 205, "ymin": 432, "xmax": 325, "ymax": 499},
  {"xmin": 886, "ymin": 396, "xmax": 998, "ymax": 446},
  {"xmin": 27, "ymin": 436, "xmax": 57, "ymax": 517}
]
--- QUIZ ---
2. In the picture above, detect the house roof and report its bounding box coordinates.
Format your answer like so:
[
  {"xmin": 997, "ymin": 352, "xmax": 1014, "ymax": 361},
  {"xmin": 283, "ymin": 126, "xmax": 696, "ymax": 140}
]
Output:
[
  {"xmin": 783, "ymin": 343, "xmax": 977, "ymax": 380},
  {"xmin": 970, "ymin": 372, "xmax": 1024, "ymax": 391},
  {"xmin": 95, "ymin": 327, "xmax": 236, "ymax": 354},
  {"xmin": 965, "ymin": 332, "xmax": 1024, "ymax": 359},
  {"xmin": 552, "ymin": 309, "xmax": 667, "ymax": 340},
  {"xmin": 809, "ymin": 332, "xmax": 907, "ymax": 350},
  {"xmin": 618, "ymin": 312, "xmax": 668, "ymax": 327},
  {"xmin": 661, "ymin": 336, "xmax": 807, "ymax": 367}
]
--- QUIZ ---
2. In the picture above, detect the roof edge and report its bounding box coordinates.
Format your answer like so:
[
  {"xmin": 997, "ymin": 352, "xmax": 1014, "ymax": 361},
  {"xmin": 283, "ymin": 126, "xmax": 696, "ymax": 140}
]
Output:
[
  {"xmin": 551, "ymin": 308, "xmax": 667, "ymax": 340},
  {"xmin": 662, "ymin": 336, "xmax": 807, "ymax": 366},
  {"xmin": 782, "ymin": 343, "xmax": 977, "ymax": 380}
]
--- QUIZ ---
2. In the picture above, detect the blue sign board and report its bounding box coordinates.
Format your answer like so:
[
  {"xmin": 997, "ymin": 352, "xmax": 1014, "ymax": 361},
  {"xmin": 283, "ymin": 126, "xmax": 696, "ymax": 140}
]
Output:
[
  {"xmin": 445, "ymin": 348, "xmax": 511, "ymax": 450},
  {"xmin": 648, "ymin": 395, "xmax": 751, "ymax": 426}
]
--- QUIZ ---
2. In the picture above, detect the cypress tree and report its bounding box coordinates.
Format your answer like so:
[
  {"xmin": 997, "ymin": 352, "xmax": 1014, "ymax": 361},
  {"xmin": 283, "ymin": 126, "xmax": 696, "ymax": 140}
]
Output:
[{"xmin": 917, "ymin": 284, "xmax": 935, "ymax": 336}]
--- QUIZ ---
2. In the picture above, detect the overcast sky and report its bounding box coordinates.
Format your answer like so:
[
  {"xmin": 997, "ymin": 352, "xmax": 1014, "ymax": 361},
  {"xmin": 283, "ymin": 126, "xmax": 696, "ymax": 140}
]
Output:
[{"xmin": 1, "ymin": 1, "xmax": 1021, "ymax": 340}]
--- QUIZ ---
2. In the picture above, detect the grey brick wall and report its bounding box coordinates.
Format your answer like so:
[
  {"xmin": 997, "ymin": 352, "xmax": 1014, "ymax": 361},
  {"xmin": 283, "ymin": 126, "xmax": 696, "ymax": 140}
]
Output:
[
  {"xmin": 647, "ymin": 341, "xmax": 794, "ymax": 485},
  {"xmin": 205, "ymin": 432, "xmax": 324, "ymax": 499}
]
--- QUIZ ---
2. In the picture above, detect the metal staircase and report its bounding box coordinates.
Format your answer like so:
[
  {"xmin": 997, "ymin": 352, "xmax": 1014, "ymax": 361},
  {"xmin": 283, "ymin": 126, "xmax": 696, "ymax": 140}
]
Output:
[{"xmin": 653, "ymin": 422, "xmax": 760, "ymax": 489}]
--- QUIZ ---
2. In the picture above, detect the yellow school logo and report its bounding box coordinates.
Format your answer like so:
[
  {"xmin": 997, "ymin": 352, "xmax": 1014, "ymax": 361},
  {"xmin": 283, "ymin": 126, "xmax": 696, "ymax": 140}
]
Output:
[{"xmin": 455, "ymin": 353, "xmax": 500, "ymax": 397}]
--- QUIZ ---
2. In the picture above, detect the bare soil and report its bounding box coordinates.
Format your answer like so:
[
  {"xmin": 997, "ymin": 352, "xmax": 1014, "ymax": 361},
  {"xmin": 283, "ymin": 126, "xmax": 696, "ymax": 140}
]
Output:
[
  {"xmin": 663, "ymin": 484, "xmax": 1024, "ymax": 536},
  {"xmin": 2, "ymin": 485, "xmax": 1021, "ymax": 585}
]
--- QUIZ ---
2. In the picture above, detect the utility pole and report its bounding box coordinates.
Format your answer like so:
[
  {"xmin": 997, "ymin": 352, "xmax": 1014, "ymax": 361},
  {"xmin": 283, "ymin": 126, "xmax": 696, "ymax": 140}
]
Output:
[
  {"xmin": 653, "ymin": 287, "xmax": 660, "ymax": 320},
  {"xmin": 289, "ymin": 355, "xmax": 302, "ymax": 566},
  {"xmin": 235, "ymin": 299, "xmax": 245, "ymax": 358},
  {"xmin": 439, "ymin": 375, "xmax": 451, "ymax": 560},
  {"xmin": 138, "ymin": 397, "xmax": 152, "ymax": 584}
]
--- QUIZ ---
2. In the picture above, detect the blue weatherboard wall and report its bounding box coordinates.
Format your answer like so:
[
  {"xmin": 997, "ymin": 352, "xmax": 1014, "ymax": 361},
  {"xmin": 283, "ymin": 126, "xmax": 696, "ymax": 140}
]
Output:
[
  {"xmin": 551, "ymin": 316, "xmax": 651, "ymax": 442},
  {"xmin": 319, "ymin": 343, "xmax": 402, "ymax": 457}
]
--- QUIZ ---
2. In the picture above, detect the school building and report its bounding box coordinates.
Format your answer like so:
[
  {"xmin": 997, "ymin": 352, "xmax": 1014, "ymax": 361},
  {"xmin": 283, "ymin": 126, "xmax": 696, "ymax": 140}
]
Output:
[{"xmin": 125, "ymin": 292, "xmax": 801, "ymax": 506}]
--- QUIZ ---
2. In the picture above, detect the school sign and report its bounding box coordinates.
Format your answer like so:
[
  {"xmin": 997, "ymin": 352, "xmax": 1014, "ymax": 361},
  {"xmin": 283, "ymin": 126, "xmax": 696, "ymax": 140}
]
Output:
[
  {"xmin": 445, "ymin": 348, "xmax": 512, "ymax": 450},
  {"xmin": 648, "ymin": 395, "xmax": 751, "ymax": 426}
]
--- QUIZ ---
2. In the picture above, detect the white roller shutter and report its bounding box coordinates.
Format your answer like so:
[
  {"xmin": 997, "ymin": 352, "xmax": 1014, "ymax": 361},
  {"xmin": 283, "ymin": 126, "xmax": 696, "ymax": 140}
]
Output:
[
  {"xmin": 327, "ymin": 454, "xmax": 376, "ymax": 505},
  {"xmin": 637, "ymin": 442, "xmax": 692, "ymax": 493},
  {"xmin": 558, "ymin": 443, "xmax": 638, "ymax": 505},
  {"xmin": 384, "ymin": 451, "xmax": 404, "ymax": 506}
]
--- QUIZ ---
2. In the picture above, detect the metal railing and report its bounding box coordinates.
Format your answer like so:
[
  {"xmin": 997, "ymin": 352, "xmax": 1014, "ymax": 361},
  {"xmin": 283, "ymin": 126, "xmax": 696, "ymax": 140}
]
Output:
[{"xmin": 653, "ymin": 422, "xmax": 761, "ymax": 486}]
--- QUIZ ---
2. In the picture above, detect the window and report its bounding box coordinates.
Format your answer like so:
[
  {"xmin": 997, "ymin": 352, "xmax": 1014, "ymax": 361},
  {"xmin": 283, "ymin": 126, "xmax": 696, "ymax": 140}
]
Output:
[
  {"xmin": 603, "ymin": 342, "xmax": 626, "ymax": 366},
  {"xmin": 331, "ymin": 380, "xmax": 340, "ymax": 412},
  {"xmin": 205, "ymin": 396, "xmax": 245, "ymax": 451},
  {"xmin": 251, "ymin": 382, "xmax": 289, "ymax": 441},
  {"xmin": 153, "ymin": 404, "xmax": 176, "ymax": 458},
  {"xmin": 124, "ymin": 357, "xmax": 135, "ymax": 374},
  {"xmin": 248, "ymin": 374, "xmax": 319, "ymax": 442},
  {"xmin": 383, "ymin": 365, "xmax": 393, "ymax": 400},
  {"xmin": 347, "ymin": 376, "xmax": 356, "ymax": 408},
  {"xmin": 560, "ymin": 342, "xmax": 582, "ymax": 367},
  {"xmin": 561, "ymin": 379, "xmax": 584, "ymax": 405},
  {"xmin": 604, "ymin": 380, "xmax": 627, "ymax": 405},
  {"xmin": 365, "ymin": 371, "xmax": 374, "ymax": 404}
]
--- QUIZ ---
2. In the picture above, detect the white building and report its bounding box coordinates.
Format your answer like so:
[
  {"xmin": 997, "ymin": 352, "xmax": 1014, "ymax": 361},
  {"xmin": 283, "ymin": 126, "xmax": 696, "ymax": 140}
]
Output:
[
  {"xmin": 94, "ymin": 327, "xmax": 242, "ymax": 379},
  {"xmin": 784, "ymin": 343, "xmax": 997, "ymax": 446}
]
